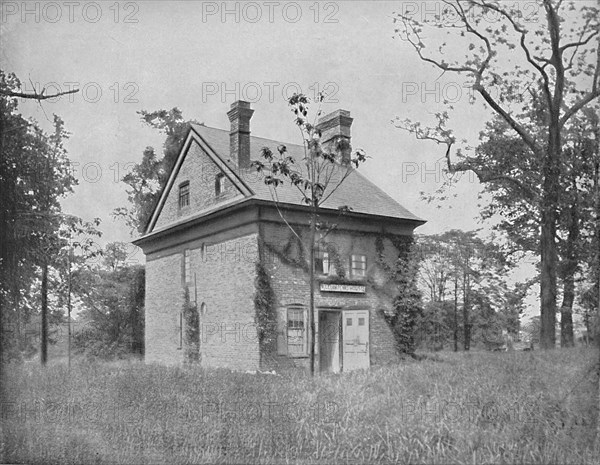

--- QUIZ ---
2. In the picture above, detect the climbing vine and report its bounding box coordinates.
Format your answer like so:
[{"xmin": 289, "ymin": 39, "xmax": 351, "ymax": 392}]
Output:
[
  {"xmin": 265, "ymin": 230, "xmax": 309, "ymax": 272},
  {"xmin": 375, "ymin": 234, "xmax": 423, "ymax": 357},
  {"xmin": 254, "ymin": 238, "xmax": 277, "ymax": 353},
  {"xmin": 183, "ymin": 287, "xmax": 200, "ymax": 364},
  {"xmin": 257, "ymin": 225, "xmax": 423, "ymax": 357}
]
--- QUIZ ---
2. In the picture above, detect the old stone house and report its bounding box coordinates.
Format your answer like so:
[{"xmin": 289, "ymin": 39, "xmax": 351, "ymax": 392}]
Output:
[{"xmin": 133, "ymin": 100, "xmax": 425, "ymax": 373}]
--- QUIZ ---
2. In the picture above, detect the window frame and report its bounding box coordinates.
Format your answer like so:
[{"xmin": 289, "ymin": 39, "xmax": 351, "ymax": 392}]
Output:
[
  {"xmin": 350, "ymin": 254, "xmax": 367, "ymax": 279},
  {"xmin": 182, "ymin": 249, "xmax": 191, "ymax": 286},
  {"xmin": 177, "ymin": 311, "xmax": 183, "ymax": 350},
  {"xmin": 277, "ymin": 305, "xmax": 309, "ymax": 357},
  {"xmin": 178, "ymin": 181, "xmax": 190, "ymax": 209},
  {"xmin": 215, "ymin": 173, "xmax": 226, "ymax": 197},
  {"xmin": 315, "ymin": 247, "xmax": 330, "ymax": 276}
]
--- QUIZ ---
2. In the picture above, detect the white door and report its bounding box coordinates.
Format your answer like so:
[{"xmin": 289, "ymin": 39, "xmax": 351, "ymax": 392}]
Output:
[{"xmin": 342, "ymin": 310, "xmax": 369, "ymax": 371}]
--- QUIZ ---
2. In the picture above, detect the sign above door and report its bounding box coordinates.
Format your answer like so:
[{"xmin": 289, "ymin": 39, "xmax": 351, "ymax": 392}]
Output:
[{"xmin": 319, "ymin": 283, "xmax": 366, "ymax": 294}]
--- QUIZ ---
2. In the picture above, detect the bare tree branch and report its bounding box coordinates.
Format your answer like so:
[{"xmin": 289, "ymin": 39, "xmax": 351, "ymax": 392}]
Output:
[{"xmin": 0, "ymin": 88, "xmax": 79, "ymax": 100}]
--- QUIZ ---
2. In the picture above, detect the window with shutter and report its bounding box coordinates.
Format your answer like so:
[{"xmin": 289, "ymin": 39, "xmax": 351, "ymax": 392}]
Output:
[{"xmin": 276, "ymin": 306, "xmax": 308, "ymax": 357}]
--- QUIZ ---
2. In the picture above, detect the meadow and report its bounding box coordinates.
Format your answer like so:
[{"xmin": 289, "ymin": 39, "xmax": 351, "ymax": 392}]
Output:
[{"xmin": 1, "ymin": 347, "xmax": 599, "ymax": 464}]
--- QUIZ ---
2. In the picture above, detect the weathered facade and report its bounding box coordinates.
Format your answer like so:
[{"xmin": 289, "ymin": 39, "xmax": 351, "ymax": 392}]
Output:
[{"xmin": 134, "ymin": 101, "xmax": 425, "ymax": 373}]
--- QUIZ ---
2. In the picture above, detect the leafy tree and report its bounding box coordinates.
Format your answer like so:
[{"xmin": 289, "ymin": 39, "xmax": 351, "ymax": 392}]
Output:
[
  {"xmin": 72, "ymin": 243, "xmax": 144, "ymax": 359},
  {"xmin": 394, "ymin": 0, "xmax": 600, "ymax": 348},
  {"xmin": 0, "ymin": 70, "xmax": 78, "ymax": 364},
  {"xmin": 113, "ymin": 109, "xmax": 200, "ymax": 234},
  {"xmin": 252, "ymin": 93, "xmax": 367, "ymax": 375},
  {"xmin": 103, "ymin": 241, "xmax": 130, "ymax": 271},
  {"xmin": 415, "ymin": 230, "xmax": 526, "ymax": 350}
]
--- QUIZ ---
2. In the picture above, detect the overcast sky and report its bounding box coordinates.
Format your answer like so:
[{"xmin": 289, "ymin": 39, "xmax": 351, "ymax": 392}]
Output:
[
  {"xmin": 1, "ymin": 0, "xmax": 496, "ymax": 240},
  {"xmin": 3, "ymin": 1, "xmax": 594, "ymax": 321}
]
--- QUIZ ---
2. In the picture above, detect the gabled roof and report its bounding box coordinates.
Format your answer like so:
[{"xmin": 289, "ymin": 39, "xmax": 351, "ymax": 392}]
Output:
[
  {"xmin": 191, "ymin": 124, "xmax": 425, "ymax": 221},
  {"xmin": 141, "ymin": 122, "xmax": 425, "ymax": 238}
]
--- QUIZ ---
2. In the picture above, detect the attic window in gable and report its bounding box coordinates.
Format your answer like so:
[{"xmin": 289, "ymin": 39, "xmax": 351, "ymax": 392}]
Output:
[
  {"xmin": 179, "ymin": 182, "xmax": 190, "ymax": 209},
  {"xmin": 215, "ymin": 173, "xmax": 226, "ymax": 197}
]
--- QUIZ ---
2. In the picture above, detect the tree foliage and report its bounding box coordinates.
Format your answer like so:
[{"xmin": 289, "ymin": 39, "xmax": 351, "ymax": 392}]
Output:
[
  {"xmin": 415, "ymin": 230, "xmax": 528, "ymax": 350},
  {"xmin": 113, "ymin": 109, "xmax": 200, "ymax": 234},
  {"xmin": 72, "ymin": 252, "xmax": 144, "ymax": 360},
  {"xmin": 394, "ymin": 0, "xmax": 600, "ymax": 348},
  {"xmin": 0, "ymin": 70, "xmax": 79, "ymax": 363}
]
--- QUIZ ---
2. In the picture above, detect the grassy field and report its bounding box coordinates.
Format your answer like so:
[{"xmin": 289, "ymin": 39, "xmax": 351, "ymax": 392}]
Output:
[{"xmin": 1, "ymin": 347, "xmax": 599, "ymax": 464}]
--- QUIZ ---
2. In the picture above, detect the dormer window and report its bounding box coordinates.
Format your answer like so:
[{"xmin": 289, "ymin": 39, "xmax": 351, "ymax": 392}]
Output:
[
  {"xmin": 215, "ymin": 173, "xmax": 226, "ymax": 196},
  {"xmin": 178, "ymin": 181, "xmax": 190, "ymax": 209}
]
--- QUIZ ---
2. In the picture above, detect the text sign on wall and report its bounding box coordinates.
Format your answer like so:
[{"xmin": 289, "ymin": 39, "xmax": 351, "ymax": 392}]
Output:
[{"xmin": 320, "ymin": 283, "xmax": 366, "ymax": 294}]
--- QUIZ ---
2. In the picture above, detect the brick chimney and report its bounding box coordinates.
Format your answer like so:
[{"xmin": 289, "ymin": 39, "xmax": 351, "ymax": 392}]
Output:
[
  {"xmin": 227, "ymin": 100, "xmax": 254, "ymax": 169},
  {"xmin": 316, "ymin": 109, "xmax": 353, "ymax": 164}
]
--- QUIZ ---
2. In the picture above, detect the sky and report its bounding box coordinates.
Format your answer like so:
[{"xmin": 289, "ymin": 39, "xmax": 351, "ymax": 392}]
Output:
[{"xmin": 1, "ymin": 1, "xmax": 595, "ymax": 323}]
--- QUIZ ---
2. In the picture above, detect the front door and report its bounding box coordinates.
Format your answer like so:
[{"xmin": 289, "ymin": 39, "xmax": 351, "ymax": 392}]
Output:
[
  {"xmin": 319, "ymin": 311, "xmax": 341, "ymax": 373},
  {"xmin": 342, "ymin": 310, "xmax": 370, "ymax": 371}
]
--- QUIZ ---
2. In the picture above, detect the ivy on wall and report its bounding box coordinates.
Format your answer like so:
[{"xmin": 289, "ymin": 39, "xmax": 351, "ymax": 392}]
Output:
[
  {"xmin": 256, "ymin": 225, "xmax": 423, "ymax": 358},
  {"xmin": 263, "ymin": 228, "xmax": 352, "ymax": 279},
  {"xmin": 374, "ymin": 235, "xmax": 423, "ymax": 357},
  {"xmin": 265, "ymin": 230, "xmax": 309, "ymax": 272},
  {"xmin": 254, "ymin": 238, "xmax": 277, "ymax": 354},
  {"xmin": 183, "ymin": 287, "xmax": 200, "ymax": 364}
]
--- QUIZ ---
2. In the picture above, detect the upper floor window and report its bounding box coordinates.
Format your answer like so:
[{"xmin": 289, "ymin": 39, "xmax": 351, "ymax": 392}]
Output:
[
  {"xmin": 315, "ymin": 247, "xmax": 330, "ymax": 275},
  {"xmin": 179, "ymin": 181, "xmax": 190, "ymax": 209},
  {"xmin": 215, "ymin": 173, "xmax": 226, "ymax": 196},
  {"xmin": 351, "ymin": 254, "xmax": 366, "ymax": 278}
]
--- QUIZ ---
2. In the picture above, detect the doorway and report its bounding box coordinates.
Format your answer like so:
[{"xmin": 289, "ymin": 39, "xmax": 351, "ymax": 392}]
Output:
[
  {"xmin": 341, "ymin": 310, "xmax": 370, "ymax": 371},
  {"xmin": 318, "ymin": 309, "xmax": 370, "ymax": 373},
  {"xmin": 319, "ymin": 311, "xmax": 341, "ymax": 373}
]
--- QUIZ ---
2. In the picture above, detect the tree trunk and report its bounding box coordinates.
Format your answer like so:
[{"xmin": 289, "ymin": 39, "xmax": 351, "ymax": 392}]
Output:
[
  {"xmin": 540, "ymin": 197, "xmax": 558, "ymax": 348},
  {"xmin": 539, "ymin": 3, "xmax": 564, "ymax": 349},
  {"xmin": 539, "ymin": 113, "xmax": 561, "ymax": 349},
  {"xmin": 559, "ymin": 284, "xmax": 574, "ymax": 348},
  {"xmin": 560, "ymin": 195, "xmax": 579, "ymax": 348},
  {"xmin": 41, "ymin": 263, "xmax": 48, "ymax": 366},
  {"xmin": 308, "ymin": 207, "xmax": 316, "ymax": 376},
  {"xmin": 463, "ymin": 266, "xmax": 470, "ymax": 351},
  {"xmin": 453, "ymin": 277, "xmax": 458, "ymax": 352}
]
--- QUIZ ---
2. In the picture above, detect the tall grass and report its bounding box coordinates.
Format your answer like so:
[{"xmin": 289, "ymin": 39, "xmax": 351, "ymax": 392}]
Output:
[{"xmin": 1, "ymin": 347, "xmax": 598, "ymax": 464}]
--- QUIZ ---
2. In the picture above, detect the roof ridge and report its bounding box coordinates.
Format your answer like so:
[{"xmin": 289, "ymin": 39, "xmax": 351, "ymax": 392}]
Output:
[{"xmin": 190, "ymin": 122, "xmax": 306, "ymax": 152}]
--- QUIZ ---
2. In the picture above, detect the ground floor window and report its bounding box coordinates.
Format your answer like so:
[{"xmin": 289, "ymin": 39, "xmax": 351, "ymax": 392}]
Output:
[{"xmin": 277, "ymin": 306, "xmax": 308, "ymax": 356}]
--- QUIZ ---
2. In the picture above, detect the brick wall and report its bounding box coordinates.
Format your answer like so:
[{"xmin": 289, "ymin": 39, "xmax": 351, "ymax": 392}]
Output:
[
  {"xmin": 145, "ymin": 231, "xmax": 260, "ymax": 370},
  {"xmin": 145, "ymin": 253, "xmax": 185, "ymax": 365},
  {"xmin": 193, "ymin": 233, "xmax": 260, "ymax": 371},
  {"xmin": 260, "ymin": 223, "xmax": 406, "ymax": 372},
  {"xmin": 154, "ymin": 140, "xmax": 242, "ymax": 230}
]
